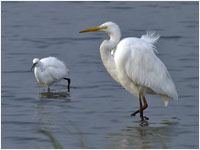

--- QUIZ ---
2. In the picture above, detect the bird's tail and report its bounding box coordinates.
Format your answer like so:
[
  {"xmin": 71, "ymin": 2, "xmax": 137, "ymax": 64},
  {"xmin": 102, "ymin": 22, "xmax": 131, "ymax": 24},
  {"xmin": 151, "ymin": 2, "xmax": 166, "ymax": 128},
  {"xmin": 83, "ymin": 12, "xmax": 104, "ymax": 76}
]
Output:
[
  {"xmin": 161, "ymin": 95, "xmax": 169, "ymax": 107},
  {"xmin": 141, "ymin": 31, "xmax": 160, "ymax": 44},
  {"xmin": 161, "ymin": 92, "xmax": 178, "ymax": 107}
]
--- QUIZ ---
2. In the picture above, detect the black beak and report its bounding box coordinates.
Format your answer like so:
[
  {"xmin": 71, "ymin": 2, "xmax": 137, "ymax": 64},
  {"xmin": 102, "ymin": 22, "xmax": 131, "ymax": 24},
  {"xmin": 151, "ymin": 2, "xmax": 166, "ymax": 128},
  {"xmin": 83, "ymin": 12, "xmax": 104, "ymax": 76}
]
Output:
[{"xmin": 31, "ymin": 63, "xmax": 36, "ymax": 71}]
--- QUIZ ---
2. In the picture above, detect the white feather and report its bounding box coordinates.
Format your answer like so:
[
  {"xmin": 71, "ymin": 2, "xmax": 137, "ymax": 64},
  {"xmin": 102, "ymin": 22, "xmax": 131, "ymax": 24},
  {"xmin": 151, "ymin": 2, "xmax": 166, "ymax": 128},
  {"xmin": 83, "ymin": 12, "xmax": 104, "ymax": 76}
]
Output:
[
  {"xmin": 115, "ymin": 36, "xmax": 178, "ymax": 105},
  {"xmin": 141, "ymin": 31, "xmax": 160, "ymax": 44}
]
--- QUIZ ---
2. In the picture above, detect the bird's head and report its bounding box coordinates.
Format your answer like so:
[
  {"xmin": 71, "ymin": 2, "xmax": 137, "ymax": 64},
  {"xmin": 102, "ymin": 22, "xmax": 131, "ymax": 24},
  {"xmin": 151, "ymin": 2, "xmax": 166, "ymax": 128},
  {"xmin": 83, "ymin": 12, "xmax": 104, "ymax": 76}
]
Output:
[
  {"xmin": 31, "ymin": 58, "xmax": 40, "ymax": 71},
  {"xmin": 80, "ymin": 21, "xmax": 120, "ymax": 35}
]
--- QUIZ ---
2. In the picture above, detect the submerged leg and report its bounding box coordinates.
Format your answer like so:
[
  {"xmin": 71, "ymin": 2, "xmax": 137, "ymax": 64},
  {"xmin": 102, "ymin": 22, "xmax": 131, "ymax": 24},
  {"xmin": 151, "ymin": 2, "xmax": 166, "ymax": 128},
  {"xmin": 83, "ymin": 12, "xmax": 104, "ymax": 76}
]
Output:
[
  {"xmin": 131, "ymin": 95, "xmax": 148, "ymax": 120},
  {"xmin": 48, "ymin": 87, "xmax": 50, "ymax": 92},
  {"xmin": 64, "ymin": 78, "xmax": 71, "ymax": 92}
]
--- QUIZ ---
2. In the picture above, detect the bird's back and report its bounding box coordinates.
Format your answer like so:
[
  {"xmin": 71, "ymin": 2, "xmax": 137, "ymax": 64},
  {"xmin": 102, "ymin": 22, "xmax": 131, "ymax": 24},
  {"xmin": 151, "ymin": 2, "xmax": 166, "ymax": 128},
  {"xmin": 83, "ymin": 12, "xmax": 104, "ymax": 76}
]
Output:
[{"xmin": 41, "ymin": 57, "xmax": 67, "ymax": 69}]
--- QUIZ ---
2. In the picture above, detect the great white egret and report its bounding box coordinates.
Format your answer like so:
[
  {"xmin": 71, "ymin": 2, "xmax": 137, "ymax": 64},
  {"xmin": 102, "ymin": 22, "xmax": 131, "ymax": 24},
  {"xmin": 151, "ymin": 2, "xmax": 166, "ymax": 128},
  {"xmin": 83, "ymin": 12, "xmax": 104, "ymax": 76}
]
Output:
[
  {"xmin": 31, "ymin": 56, "xmax": 71, "ymax": 92},
  {"xmin": 80, "ymin": 22, "xmax": 178, "ymax": 121}
]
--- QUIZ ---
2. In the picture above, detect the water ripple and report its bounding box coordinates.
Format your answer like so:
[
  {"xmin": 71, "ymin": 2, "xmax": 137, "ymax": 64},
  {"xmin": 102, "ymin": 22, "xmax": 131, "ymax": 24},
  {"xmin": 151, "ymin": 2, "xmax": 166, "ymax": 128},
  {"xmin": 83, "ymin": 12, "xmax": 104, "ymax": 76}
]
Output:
[{"xmin": 161, "ymin": 35, "xmax": 182, "ymax": 39}]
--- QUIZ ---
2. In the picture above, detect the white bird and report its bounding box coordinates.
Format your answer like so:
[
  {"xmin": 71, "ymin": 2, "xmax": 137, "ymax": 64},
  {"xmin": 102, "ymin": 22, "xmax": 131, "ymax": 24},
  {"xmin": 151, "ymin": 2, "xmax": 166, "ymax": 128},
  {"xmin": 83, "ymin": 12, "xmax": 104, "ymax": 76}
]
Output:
[
  {"xmin": 80, "ymin": 22, "xmax": 178, "ymax": 121},
  {"xmin": 31, "ymin": 56, "xmax": 71, "ymax": 92}
]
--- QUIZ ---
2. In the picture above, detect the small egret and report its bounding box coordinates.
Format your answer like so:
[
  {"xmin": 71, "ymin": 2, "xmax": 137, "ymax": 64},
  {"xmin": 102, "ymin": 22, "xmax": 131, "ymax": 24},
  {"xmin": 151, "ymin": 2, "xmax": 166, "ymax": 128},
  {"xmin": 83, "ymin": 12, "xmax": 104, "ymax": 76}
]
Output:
[
  {"xmin": 80, "ymin": 22, "xmax": 178, "ymax": 121},
  {"xmin": 31, "ymin": 56, "xmax": 71, "ymax": 92}
]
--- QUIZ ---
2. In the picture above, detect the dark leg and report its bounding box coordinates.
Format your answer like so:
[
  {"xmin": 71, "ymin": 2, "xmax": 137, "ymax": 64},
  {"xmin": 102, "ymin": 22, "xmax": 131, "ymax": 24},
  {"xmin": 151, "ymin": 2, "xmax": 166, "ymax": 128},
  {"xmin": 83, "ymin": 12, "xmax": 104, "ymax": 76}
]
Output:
[
  {"xmin": 138, "ymin": 94, "xmax": 144, "ymax": 120},
  {"xmin": 48, "ymin": 87, "xmax": 50, "ymax": 92},
  {"xmin": 64, "ymin": 78, "xmax": 71, "ymax": 92},
  {"xmin": 131, "ymin": 95, "xmax": 148, "ymax": 118},
  {"xmin": 142, "ymin": 96, "xmax": 149, "ymax": 120},
  {"xmin": 142, "ymin": 96, "xmax": 148, "ymax": 110}
]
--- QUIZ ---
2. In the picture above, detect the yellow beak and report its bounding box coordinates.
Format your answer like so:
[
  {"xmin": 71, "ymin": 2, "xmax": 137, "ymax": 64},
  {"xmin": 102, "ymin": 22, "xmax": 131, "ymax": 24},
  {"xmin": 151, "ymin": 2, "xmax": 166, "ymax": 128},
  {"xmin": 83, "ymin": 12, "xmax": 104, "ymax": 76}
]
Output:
[
  {"xmin": 79, "ymin": 27, "xmax": 101, "ymax": 33},
  {"xmin": 79, "ymin": 26, "xmax": 107, "ymax": 33}
]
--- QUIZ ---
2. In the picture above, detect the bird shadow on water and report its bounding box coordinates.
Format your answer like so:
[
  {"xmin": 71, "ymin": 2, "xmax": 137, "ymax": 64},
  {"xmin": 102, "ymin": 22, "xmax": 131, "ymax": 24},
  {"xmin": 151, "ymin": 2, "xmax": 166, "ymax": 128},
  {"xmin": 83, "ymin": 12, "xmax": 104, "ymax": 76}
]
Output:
[
  {"xmin": 39, "ymin": 91, "xmax": 71, "ymax": 100},
  {"xmin": 107, "ymin": 120, "xmax": 179, "ymax": 149}
]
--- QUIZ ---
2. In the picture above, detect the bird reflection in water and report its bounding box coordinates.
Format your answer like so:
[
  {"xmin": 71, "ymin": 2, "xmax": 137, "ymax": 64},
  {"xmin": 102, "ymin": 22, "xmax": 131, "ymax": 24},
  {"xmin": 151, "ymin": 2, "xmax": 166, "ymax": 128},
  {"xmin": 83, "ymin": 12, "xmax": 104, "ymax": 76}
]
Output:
[
  {"xmin": 39, "ymin": 91, "xmax": 70, "ymax": 99},
  {"xmin": 107, "ymin": 120, "xmax": 178, "ymax": 149},
  {"xmin": 35, "ymin": 91, "xmax": 71, "ymax": 126},
  {"xmin": 139, "ymin": 120, "xmax": 149, "ymax": 127}
]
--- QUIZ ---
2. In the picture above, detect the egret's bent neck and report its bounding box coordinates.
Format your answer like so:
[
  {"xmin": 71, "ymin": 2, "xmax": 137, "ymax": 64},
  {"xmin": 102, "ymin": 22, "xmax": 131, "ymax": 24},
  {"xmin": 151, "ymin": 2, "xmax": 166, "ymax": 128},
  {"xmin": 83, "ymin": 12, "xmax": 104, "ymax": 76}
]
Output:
[
  {"xmin": 109, "ymin": 30, "xmax": 121, "ymax": 49},
  {"xmin": 99, "ymin": 25, "xmax": 121, "ymax": 83},
  {"xmin": 100, "ymin": 41, "xmax": 120, "ymax": 83},
  {"xmin": 100, "ymin": 30, "xmax": 121, "ymax": 52},
  {"xmin": 36, "ymin": 62, "xmax": 44, "ymax": 72}
]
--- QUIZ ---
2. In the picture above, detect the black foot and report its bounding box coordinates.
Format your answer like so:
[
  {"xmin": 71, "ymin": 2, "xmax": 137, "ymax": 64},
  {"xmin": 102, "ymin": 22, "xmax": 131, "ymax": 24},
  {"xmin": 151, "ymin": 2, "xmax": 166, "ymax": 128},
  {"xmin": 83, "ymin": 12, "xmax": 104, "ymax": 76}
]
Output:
[
  {"xmin": 140, "ymin": 116, "xmax": 149, "ymax": 121},
  {"xmin": 143, "ymin": 116, "xmax": 149, "ymax": 120},
  {"xmin": 130, "ymin": 111, "xmax": 139, "ymax": 116}
]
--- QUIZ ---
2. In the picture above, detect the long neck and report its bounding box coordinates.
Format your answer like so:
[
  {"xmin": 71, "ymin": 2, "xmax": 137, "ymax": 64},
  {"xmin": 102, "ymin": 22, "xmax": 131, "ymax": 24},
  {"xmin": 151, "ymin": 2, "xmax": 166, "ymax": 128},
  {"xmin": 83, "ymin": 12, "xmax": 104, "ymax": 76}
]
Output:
[
  {"xmin": 36, "ymin": 61, "xmax": 44, "ymax": 72},
  {"xmin": 110, "ymin": 30, "xmax": 121, "ymax": 48},
  {"xmin": 100, "ymin": 32, "xmax": 121, "ymax": 83}
]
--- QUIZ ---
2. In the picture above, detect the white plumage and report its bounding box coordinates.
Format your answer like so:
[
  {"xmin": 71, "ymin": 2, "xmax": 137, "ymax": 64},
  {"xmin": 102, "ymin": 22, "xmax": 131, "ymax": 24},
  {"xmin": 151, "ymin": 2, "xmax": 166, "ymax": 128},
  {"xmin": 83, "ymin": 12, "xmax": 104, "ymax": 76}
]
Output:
[
  {"xmin": 31, "ymin": 56, "xmax": 70, "ymax": 92},
  {"xmin": 80, "ymin": 21, "xmax": 178, "ymax": 121},
  {"xmin": 115, "ymin": 36, "xmax": 178, "ymax": 105}
]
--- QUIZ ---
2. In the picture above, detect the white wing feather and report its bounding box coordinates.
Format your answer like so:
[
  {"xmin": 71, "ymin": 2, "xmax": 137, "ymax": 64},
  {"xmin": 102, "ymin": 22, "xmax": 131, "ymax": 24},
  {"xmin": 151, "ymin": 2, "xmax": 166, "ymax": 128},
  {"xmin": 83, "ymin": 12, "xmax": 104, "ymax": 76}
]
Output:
[{"xmin": 40, "ymin": 57, "xmax": 69, "ymax": 84}]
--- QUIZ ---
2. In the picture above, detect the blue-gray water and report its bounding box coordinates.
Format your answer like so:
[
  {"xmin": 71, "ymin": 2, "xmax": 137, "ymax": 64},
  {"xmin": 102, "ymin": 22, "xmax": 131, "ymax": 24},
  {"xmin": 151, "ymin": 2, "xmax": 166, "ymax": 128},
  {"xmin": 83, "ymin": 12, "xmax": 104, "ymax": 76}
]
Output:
[{"xmin": 2, "ymin": 1, "xmax": 199, "ymax": 149}]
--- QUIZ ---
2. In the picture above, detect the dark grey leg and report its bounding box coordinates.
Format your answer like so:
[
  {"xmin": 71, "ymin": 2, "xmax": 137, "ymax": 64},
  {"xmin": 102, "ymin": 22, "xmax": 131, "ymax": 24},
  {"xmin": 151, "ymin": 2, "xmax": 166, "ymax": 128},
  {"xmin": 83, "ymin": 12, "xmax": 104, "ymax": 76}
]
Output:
[
  {"xmin": 131, "ymin": 95, "xmax": 149, "ymax": 120},
  {"xmin": 64, "ymin": 78, "xmax": 71, "ymax": 92},
  {"xmin": 48, "ymin": 87, "xmax": 50, "ymax": 92}
]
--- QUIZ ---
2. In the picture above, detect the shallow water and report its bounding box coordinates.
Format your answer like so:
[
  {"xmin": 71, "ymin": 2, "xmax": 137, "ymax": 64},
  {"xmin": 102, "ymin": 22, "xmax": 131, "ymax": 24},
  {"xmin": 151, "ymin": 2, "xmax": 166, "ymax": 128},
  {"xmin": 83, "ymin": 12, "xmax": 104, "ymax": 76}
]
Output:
[{"xmin": 2, "ymin": 1, "xmax": 199, "ymax": 149}]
